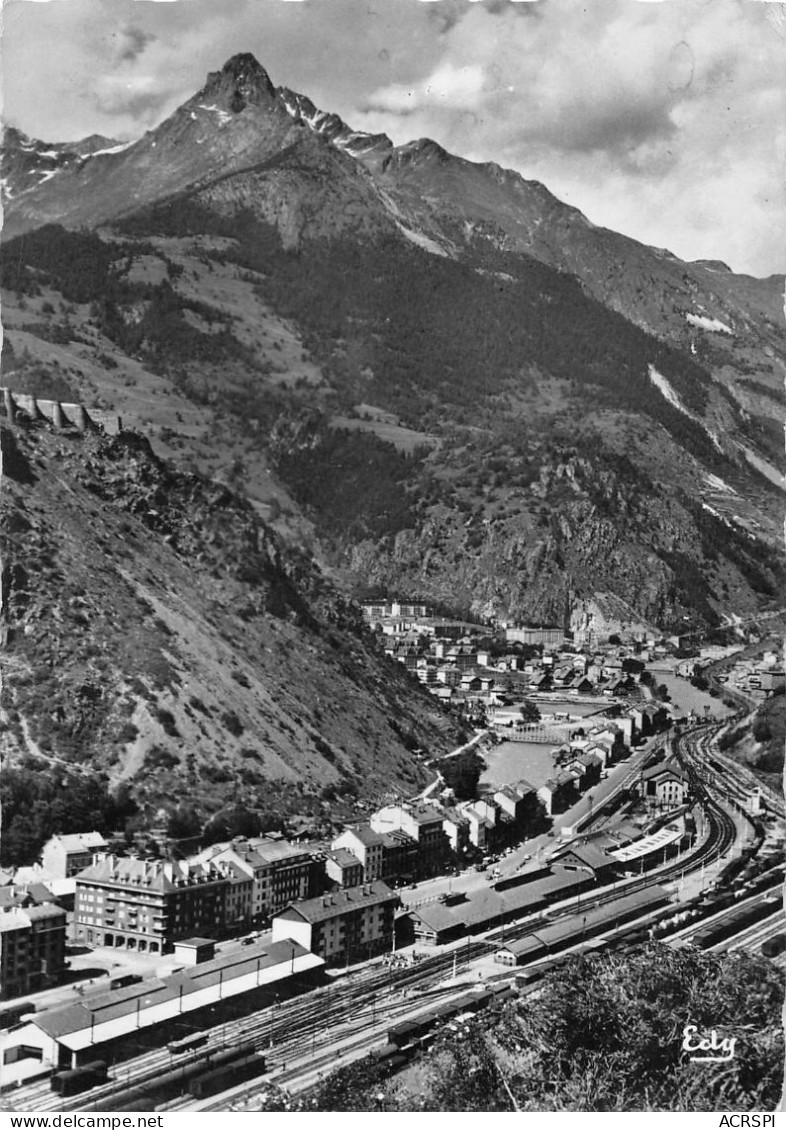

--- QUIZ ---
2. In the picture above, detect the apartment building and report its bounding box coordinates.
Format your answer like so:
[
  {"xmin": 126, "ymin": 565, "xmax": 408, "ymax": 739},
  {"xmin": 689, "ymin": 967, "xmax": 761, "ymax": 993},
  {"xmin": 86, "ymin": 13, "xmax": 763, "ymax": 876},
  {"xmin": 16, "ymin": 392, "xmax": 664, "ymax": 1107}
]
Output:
[
  {"xmin": 195, "ymin": 837, "xmax": 320, "ymax": 926},
  {"xmin": 370, "ymin": 804, "xmax": 448, "ymax": 875},
  {"xmin": 0, "ymin": 903, "xmax": 67, "ymax": 998},
  {"xmin": 331, "ymin": 826, "xmax": 386, "ymax": 882},
  {"xmin": 73, "ymin": 856, "xmax": 228, "ymax": 953},
  {"xmin": 39, "ymin": 832, "xmax": 109, "ymax": 880},
  {"xmin": 271, "ymin": 881, "xmax": 399, "ymax": 965}
]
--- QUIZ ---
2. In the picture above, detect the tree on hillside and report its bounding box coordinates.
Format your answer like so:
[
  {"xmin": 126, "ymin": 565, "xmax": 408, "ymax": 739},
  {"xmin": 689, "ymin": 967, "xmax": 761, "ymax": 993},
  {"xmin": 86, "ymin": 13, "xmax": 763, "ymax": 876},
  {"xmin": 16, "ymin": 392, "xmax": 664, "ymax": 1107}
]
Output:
[
  {"xmin": 439, "ymin": 749, "xmax": 484, "ymax": 801},
  {"xmin": 201, "ymin": 804, "xmax": 263, "ymax": 846},
  {"xmin": 251, "ymin": 943, "xmax": 783, "ymax": 1112},
  {"xmin": 496, "ymin": 944, "xmax": 783, "ymax": 1111},
  {"xmin": 519, "ymin": 699, "xmax": 541, "ymax": 724},
  {"xmin": 167, "ymin": 805, "xmax": 202, "ymax": 840},
  {"xmin": 0, "ymin": 765, "xmax": 138, "ymax": 868}
]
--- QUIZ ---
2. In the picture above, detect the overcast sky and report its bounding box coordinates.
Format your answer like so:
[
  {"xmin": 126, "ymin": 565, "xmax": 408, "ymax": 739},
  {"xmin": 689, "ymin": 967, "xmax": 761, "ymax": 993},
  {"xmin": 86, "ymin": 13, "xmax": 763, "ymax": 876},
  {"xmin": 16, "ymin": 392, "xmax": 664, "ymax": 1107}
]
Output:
[{"xmin": 2, "ymin": 0, "xmax": 785, "ymax": 276}]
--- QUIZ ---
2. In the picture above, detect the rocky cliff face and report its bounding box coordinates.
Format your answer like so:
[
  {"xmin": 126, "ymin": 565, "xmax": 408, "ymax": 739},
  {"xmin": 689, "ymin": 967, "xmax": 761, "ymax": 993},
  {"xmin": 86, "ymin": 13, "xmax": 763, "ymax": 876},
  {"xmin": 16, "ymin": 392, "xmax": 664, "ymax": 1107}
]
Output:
[{"xmin": 338, "ymin": 447, "xmax": 779, "ymax": 628}]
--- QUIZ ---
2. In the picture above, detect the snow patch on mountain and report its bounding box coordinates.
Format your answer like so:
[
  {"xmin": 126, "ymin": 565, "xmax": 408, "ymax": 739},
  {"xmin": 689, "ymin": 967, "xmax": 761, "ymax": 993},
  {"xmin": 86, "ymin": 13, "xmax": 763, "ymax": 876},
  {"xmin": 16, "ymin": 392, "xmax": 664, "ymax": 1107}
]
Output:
[
  {"xmin": 648, "ymin": 365, "xmax": 687, "ymax": 415},
  {"xmin": 686, "ymin": 313, "xmax": 733, "ymax": 334},
  {"xmin": 740, "ymin": 445, "xmax": 785, "ymax": 491},
  {"xmin": 198, "ymin": 104, "xmax": 232, "ymax": 126},
  {"xmin": 394, "ymin": 221, "xmax": 449, "ymax": 257},
  {"xmin": 86, "ymin": 141, "xmax": 135, "ymax": 159},
  {"xmin": 703, "ymin": 473, "xmax": 737, "ymax": 495},
  {"xmin": 648, "ymin": 365, "xmax": 723, "ymax": 452}
]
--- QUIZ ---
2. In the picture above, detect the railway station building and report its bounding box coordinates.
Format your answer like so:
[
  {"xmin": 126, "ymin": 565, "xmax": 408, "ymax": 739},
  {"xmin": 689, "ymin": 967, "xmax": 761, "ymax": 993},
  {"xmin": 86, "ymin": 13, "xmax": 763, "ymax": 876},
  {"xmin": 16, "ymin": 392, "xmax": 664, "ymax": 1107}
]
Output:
[
  {"xmin": 409, "ymin": 869, "xmax": 595, "ymax": 945},
  {"xmin": 635, "ymin": 761, "xmax": 690, "ymax": 811}
]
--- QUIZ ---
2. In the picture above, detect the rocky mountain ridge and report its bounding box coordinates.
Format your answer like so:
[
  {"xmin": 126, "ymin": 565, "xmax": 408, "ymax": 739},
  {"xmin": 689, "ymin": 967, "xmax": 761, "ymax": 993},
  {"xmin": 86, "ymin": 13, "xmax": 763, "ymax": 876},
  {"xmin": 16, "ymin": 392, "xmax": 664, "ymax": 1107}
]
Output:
[{"xmin": 4, "ymin": 55, "xmax": 783, "ymax": 355}]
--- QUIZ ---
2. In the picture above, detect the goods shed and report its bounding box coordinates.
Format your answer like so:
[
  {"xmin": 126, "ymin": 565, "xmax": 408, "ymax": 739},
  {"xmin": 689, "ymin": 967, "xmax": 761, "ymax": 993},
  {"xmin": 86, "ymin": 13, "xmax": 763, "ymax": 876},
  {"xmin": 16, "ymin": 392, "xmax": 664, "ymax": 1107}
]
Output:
[
  {"xmin": 499, "ymin": 869, "xmax": 595, "ymax": 916},
  {"xmin": 409, "ymin": 868, "xmax": 597, "ymax": 944},
  {"xmin": 17, "ymin": 940, "xmax": 323, "ymax": 1071},
  {"xmin": 494, "ymin": 886, "xmax": 670, "ymax": 966}
]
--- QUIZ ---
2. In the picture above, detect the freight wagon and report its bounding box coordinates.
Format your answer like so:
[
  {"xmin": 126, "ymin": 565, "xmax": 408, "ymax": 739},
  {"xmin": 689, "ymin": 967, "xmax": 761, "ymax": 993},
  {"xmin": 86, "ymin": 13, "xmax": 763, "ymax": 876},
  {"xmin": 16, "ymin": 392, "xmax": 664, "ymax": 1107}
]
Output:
[
  {"xmin": 84, "ymin": 1042, "xmax": 259, "ymax": 1112},
  {"xmin": 188, "ymin": 1051, "xmax": 265, "ymax": 1099},
  {"xmin": 691, "ymin": 895, "xmax": 781, "ymax": 950},
  {"xmin": 387, "ymin": 985, "xmax": 510, "ymax": 1050},
  {"xmin": 50, "ymin": 1061, "xmax": 109, "ymax": 1096}
]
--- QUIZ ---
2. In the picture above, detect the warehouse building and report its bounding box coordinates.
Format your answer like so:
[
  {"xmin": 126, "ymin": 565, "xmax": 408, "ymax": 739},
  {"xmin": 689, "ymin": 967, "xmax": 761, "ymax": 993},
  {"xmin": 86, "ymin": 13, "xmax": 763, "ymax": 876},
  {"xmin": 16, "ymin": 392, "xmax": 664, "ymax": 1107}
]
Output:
[
  {"xmin": 410, "ymin": 869, "xmax": 595, "ymax": 946},
  {"xmin": 493, "ymin": 886, "xmax": 670, "ymax": 966},
  {"xmin": 6, "ymin": 939, "xmax": 323, "ymax": 1071}
]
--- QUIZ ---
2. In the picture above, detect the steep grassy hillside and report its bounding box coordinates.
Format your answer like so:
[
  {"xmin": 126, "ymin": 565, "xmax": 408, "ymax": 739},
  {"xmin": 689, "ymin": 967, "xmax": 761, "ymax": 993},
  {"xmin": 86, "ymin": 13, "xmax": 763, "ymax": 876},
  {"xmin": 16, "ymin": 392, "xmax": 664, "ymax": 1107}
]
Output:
[
  {"xmin": 0, "ymin": 419, "xmax": 461, "ymax": 858},
  {"xmin": 717, "ymin": 688, "xmax": 785, "ymax": 794}
]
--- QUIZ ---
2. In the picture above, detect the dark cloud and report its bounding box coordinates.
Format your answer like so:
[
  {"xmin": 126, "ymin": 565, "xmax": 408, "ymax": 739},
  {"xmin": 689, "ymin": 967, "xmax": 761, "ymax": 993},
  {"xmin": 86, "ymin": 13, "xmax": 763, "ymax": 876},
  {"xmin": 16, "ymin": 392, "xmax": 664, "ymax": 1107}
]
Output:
[
  {"xmin": 428, "ymin": 0, "xmax": 539, "ymax": 37},
  {"xmin": 116, "ymin": 26, "xmax": 156, "ymax": 65},
  {"xmin": 425, "ymin": 1, "xmax": 467, "ymax": 37},
  {"xmin": 534, "ymin": 98, "xmax": 678, "ymax": 161}
]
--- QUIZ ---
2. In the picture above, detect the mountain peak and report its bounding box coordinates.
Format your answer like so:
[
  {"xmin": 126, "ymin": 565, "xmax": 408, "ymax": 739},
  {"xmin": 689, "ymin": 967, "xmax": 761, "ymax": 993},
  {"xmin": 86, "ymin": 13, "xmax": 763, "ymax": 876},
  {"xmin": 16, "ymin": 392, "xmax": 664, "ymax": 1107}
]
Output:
[
  {"xmin": 221, "ymin": 52, "xmax": 270, "ymax": 81},
  {"xmin": 201, "ymin": 53, "xmax": 276, "ymax": 111}
]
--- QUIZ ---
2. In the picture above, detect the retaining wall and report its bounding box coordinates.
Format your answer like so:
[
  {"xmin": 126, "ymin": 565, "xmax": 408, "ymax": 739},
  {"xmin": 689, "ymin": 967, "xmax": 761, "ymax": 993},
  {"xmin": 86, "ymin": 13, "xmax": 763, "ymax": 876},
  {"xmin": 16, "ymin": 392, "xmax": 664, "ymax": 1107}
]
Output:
[{"xmin": 1, "ymin": 388, "xmax": 122, "ymax": 435}]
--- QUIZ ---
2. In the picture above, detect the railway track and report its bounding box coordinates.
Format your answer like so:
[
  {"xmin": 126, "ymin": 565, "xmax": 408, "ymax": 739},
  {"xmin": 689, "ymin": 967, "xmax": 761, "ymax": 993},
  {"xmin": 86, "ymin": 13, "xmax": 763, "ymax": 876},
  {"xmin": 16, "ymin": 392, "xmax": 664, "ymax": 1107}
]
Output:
[
  {"xmin": 712, "ymin": 910, "xmax": 785, "ymax": 956},
  {"xmin": 10, "ymin": 722, "xmax": 761, "ymax": 1114},
  {"xmin": 10, "ymin": 936, "xmax": 492, "ymax": 1113}
]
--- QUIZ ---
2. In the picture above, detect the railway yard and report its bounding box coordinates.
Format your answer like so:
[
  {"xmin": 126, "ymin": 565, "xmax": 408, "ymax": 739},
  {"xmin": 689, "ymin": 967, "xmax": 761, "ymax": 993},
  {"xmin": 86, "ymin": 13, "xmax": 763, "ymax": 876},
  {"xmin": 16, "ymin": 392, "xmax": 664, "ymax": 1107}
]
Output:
[{"xmin": 2, "ymin": 719, "xmax": 783, "ymax": 1114}]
